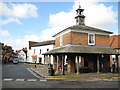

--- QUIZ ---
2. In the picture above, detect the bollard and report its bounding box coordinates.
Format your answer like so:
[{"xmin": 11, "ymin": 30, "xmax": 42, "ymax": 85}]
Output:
[
  {"xmin": 34, "ymin": 61, "xmax": 37, "ymax": 68},
  {"xmin": 34, "ymin": 65, "xmax": 36, "ymax": 68}
]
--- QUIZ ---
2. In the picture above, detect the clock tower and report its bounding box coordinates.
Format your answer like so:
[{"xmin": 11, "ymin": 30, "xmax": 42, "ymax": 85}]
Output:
[{"xmin": 75, "ymin": 4, "xmax": 85, "ymax": 25}]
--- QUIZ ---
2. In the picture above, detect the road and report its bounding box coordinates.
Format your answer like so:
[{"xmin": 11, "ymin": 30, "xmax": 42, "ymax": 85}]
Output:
[
  {"xmin": 2, "ymin": 63, "xmax": 119, "ymax": 88},
  {"xmin": 2, "ymin": 63, "xmax": 37, "ymax": 79}
]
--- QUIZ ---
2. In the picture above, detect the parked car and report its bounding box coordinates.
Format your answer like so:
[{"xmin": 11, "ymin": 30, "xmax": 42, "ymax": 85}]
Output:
[{"xmin": 13, "ymin": 58, "xmax": 19, "ymax": 64}]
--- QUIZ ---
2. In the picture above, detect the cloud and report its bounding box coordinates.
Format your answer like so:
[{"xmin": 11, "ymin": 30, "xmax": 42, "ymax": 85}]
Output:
[
  {"xmin": 0, "ymin": 2, "xmax": 38, "ymax": 18},
  {"xmin": 0, "ymin": 30, "xmax": 10, "ymax": 37},
  {"xmin": 0, "ymin": 18, "xmax": 22, "ymax": 25},
  {"xmin": 49, "ymin": 0, "xmax": 117, "ymax": 30},
  {"xmin": 38, "ymin": 0, "xmax": 117, "ymax": 42},
  {"xmin": 16, "ymin": 35, "xmax": 40, "ymax": 50},
  {"xmin": 0, "ymin": 2, "xmax": 38, "ymax": 25},
  {"xmin": 2, "ymin": 1, "xmax": 117, "ymax": 50}
]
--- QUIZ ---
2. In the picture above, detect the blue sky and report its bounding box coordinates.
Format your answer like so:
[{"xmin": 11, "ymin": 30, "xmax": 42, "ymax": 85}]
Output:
[
  {"xmin": 0, "ymin": 1, "xmax": 118, "ymax": 50},
  {"xmin": 1, "ymin": 2, "xmax": 74, "ymax": 37}
]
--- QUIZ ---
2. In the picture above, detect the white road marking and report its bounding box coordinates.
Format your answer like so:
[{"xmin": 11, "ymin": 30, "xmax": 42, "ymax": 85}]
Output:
[
  {"xmin": 3, "ymin": 78, "xmax": 13, "ymax": 81},
  {"xmin": 112, "ymin": 77, "xmax": 118, "ymax": 79},
  {"xmin": 40, "ymin": 79, "xmax": 47, "ymax": 81},
  {"xmin": 28, "ymin": 79, "xmax": 36, "ymax": 81},
  {"xmin": 16, "ymin": 79, "xmax": 25, "ymax": 81},
  {"xmin": 7, "ymin": 65, "xmax": 15, "ymax": 66}
]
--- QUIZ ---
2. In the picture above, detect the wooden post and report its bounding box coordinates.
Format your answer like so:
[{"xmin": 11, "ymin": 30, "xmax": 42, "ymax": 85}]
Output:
[
  {"xmin": 81, "ymin": 56, "xmax": 84, "ymax": 67},
  {"xmin": 116, "ymin": 55, "xmax": 119, "ymax": 72},
  {"xmin": 49, "ymin": 55, "xmax": 51, "ymax": 64},
  {"xmin": 62, "ymin": 55, "xmax": 65, "ymax": 75},
  {"xmin": 56, "ymin": 55, "xmax": 59, "ymax": 71},
  {"xmin": 53, "ymin": 55, "xmax": 55, "ymax": 69},
  {"xmin": 76, "ymin": 56, "xmax": 79, "ymax": 74},
  {"xmin": 97, "ymin": 55, "xmax": 100, "ymax": 73}
]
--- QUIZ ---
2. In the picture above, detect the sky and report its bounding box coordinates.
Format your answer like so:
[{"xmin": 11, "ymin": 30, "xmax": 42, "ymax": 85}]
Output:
[{"xmin": 0, "ymin": 0, "xmax": 119, "ymax": 50}]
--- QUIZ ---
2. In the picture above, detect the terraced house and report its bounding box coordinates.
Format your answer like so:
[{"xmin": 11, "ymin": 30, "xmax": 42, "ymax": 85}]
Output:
[
  {"xmin": 43, "ymin": 5, "xmax": 119, "ymax": 75},
  {"xmin": 110, "ymin": 35, "xmax": 120, "ymax": 70}
]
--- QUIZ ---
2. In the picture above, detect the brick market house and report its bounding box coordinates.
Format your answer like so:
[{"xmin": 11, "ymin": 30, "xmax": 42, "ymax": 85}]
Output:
[{"xmin": 43, "ymin": 5, "xmax": 119, "ymax": 75}]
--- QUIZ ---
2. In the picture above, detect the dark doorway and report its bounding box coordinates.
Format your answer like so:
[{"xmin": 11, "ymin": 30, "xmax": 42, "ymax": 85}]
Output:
[{"xmin": 39, "ymin": 57, "xmax": 42, "ymax": 64}]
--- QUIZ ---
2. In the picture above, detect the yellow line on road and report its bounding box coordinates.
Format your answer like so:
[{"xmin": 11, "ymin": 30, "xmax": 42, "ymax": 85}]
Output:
[
  {"xmin": 46, "ymin": 76, "xmax": 118, "ymax": 80},
  {"xmin": 27, "ymin": 68, "xmax": 42, "ymax": 79}
]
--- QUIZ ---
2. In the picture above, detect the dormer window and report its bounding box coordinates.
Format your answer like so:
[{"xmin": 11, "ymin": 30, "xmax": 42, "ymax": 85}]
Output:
[{"xmin": 88, "ymin": 34, "xmax": 95, "ymax": 45}]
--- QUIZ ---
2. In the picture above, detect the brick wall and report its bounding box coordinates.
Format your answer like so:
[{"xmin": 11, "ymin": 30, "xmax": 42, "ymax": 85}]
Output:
[
  {"xmin": 63, "ymin": 32, "xmax": 71, "ymax": 45},
  {"xmin": 55, "ymin": 37, "xmax": 60, "ymax": 47},
  {"xmin": 96, "ymin": 34, "xmax": 110, "ymax": 46},
  {"xmin": 71, "ymin": 32, "xmax": 88, "ymax": 45},
  {"xmin": 67, "ymin": 55, "xmax": 75, "ymax": 73},
  {"xmin": 55, "ymin": 31, "xmax": 110, "ymax": 47}
]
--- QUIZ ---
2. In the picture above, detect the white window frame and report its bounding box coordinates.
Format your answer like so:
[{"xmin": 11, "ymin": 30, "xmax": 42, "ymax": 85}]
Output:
[
  {"xmin": 60, "ymin": 35, "xmax": 63, "ymax": 46},
  {"xmin": 88, "ymin": 33, "xmax": 95, "ymax": 45}
]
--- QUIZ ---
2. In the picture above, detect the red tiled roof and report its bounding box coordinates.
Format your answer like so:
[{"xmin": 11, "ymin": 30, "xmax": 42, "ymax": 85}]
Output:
[{"xmin": 110, "ymin": 35, "xmax": 120, "ymax": 49}]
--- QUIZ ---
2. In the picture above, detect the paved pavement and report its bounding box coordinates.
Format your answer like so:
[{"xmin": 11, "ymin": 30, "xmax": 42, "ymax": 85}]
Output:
[{"xmin": 30, "ymin": 64, "xmax": 119, "ymax": 81}]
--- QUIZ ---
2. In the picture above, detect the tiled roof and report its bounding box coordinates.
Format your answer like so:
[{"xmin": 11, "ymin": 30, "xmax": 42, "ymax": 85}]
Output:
[
  {"xmin": 43, "ymin": 45, "xmax": 117, "ymax": 55},
  {"xmin": 110, "ymin": 35, "xmax": 120, "ymax": 49},
  {"xmin": 53, "ymin": 25, "xmax": 113, "ymax": 37},
  {"xmin": 29, "ymin": 41, "xmax": 39, "ymax": 49},
  {"xmin": 30, "ymin": 40, "xmax": 55, "ymax": 47}
]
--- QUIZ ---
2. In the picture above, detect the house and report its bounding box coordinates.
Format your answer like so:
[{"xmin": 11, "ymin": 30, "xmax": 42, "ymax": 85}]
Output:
[
  {"xmin": 110, "ymin": 35, "xmax": 120, "ymax": 70},
  {"xmin": 16, "ymin": 49, "xmax": 26, "ymax": 62},
  {"xmin": 0, "ymin": 42, "xmax": 4, "ymax": 63},
  {"xmin": 2, "ymin": 45, "xmax": 14, "ymax": 64},
  {"xmin": 28, "ymin": 40, "xmax": 55, "ymax": 64},
  {"xmin": 43, "ymin": 5, "xmax": 118, "ymax": 75}
]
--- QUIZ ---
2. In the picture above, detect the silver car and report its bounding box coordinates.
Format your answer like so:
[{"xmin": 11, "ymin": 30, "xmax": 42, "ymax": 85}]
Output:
[{"xmin": 13, "ymin": 58, "xmax": 19, "ymax": 64}]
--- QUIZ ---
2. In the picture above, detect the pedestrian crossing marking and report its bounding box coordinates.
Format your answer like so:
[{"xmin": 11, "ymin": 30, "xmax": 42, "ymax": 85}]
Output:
[
  {"xmin": 40, "ymin": 79, "xmax": 47, "ymax": 81},
  {"xmin": 16, "ymin": 79, "xmax": 25, "ymax": 81},
  {"xmin": 3, "ymin": 78, "xmax": 13, "ymax": 81},
  {"xmin": 28, "ymin": 79, "xmax": 36, "ymax": 81},
  {"xmin": 3, "ymin": 78, "xmax": 117, "ymax": 82}
]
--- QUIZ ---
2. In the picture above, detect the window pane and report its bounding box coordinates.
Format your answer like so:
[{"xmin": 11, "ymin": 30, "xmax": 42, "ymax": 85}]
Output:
[{"xmin": 89, "ymin": 34, "xmax": 94, "ymax": 44}]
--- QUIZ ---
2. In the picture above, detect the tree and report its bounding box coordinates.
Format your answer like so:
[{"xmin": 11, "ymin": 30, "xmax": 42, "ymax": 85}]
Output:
[{"xmin": 23, "ymin": 47, "xmax": 27, "ymax": 59}]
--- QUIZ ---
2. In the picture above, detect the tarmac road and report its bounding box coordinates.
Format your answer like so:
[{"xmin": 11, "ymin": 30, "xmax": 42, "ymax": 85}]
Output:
[{"xmin": 2, "ymin": 63, "xmax": 119, "ymax": 89}]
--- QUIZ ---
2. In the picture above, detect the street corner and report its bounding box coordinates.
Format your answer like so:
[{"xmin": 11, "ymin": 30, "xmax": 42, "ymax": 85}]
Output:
[{"xmin": 27, "ymin": 68, "xmax": 44, "ymax": 79}]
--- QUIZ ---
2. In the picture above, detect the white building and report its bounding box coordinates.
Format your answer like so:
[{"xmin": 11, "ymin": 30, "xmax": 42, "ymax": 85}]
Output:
[
  {"xmin": 28, "ymin": 40, "xmax": 55, "ymax": 64},
  {"xmin": 17, "ymin": 50, "xmax": 26, "ymax": 62}
]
